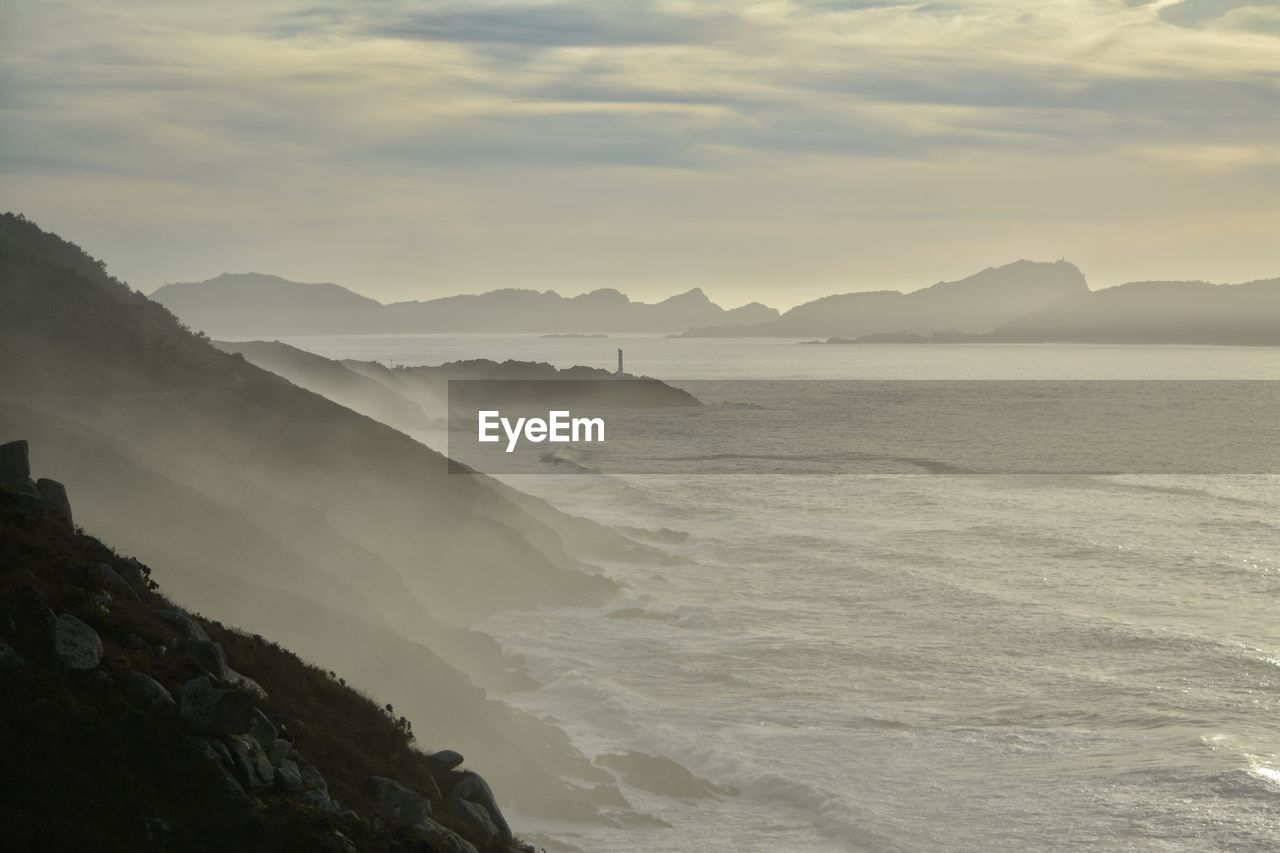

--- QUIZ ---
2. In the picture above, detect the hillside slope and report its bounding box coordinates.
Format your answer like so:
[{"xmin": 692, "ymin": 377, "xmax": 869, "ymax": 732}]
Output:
[
  {"xmin": 0, "ymin": 443, "xmax": 533, "ymax": 853},
  {"xmin": 0, "ymin": 212, "xmax": 637, "ymax": 818}
]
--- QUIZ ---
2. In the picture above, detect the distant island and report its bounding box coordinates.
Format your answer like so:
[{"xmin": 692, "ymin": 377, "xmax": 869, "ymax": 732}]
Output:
[
  {"xmin": 540, "ymin": 333, "xmax": 608, "ymax": 338},
  {"xmin": 795, "ymin": 277, "xmax": 1280, "ymax": 346},
  {"xmin": 690, "ymin": 260, "xmax": 1280, "ymax": 346},
  {"xmin": 151, "ymin": 273, "xmax": 778, "ymax": 338}
]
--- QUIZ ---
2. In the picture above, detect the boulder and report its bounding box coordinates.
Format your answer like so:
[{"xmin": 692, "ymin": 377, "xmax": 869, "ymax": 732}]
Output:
[
  {"xmin": 451, "ymin": 770, "xmax": 512, "ymax": 844},
  {"xmin": 268, "ymin": 737, "xmax": 292, "ymax": 765},
  {"xmin": 246, "ymin": 708, "xmax": 277, "ymax": 753},
  {"xmin": 116, "ymin": 558, "xmax": 150, "ymax": 591},
  {"xmin": 122, "ymin": 669, "xmax": 175, "ymax": 709},
  {"xmin": 411, "ymin": 817, "xmax": 479, "ymax": 853},
  {"xmin": 224, "ymin": 668, "xmax": 268, "ymax": 702},
  {"xmin": 35, "ymin": 478, "xmax": 73, "ymax": 528},
  {"xmin": 184, "ymin": 639, "xmax": 229, "ymax": 679},
  {"xmin": 296, "ymin": 758, "xmax": 329, "ymax": 794},
  {"xmin": 0, "ymin": 643, "xmax": 24, "ymax": 669},
  {"xmin": 0, "ymin": 439, "xmax": 37, "ymax": 494},
  {"xmin": 179, "ymin": 676, "xmax": 254, "ymax": 735},
  {"xmin": 92, "ymin": 562, "xmax": 140, "ymax": 602},
  {"xmin": 436, "ymin": 797, "xmax": 500, "ymax": 849},
  {"xmin": 224, "ymin": 734, "xmax": 274, "ymax": 790},
  {"xmin": 427, "ymin": 749, "xmax": 466, "ymax": 771},
  {"xmin": 192, "ymin": 737, "xmax": 248, "ymax": 803},
  {"xmin": 51, "ymin": 614, "xmax": 103, "ymax": 670},
  {"xmin": 300, "ymin": 789, "xmax": 340, "ymax": 814},
  {"xmin": 275, "ymin": 758, "xmax": 305, "ymax": 794},
  {"xmin": 370, "ymin": 776, "xmax": 433, "ymax": 827},
  {"xmin": 157, "ymin": 608, "xmax": 209, "ymax": 642}
]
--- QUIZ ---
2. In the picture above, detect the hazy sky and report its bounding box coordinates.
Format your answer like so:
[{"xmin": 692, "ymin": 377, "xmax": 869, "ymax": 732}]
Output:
[{"xmin": 2, "ymin": 0, "xmax": 1278, "ymax": 308}]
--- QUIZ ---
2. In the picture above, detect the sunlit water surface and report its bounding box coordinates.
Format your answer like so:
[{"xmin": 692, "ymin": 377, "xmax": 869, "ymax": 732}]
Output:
[{"xmin": 281, "ymin": 336, "xmax": 1280, "ymax": 852}]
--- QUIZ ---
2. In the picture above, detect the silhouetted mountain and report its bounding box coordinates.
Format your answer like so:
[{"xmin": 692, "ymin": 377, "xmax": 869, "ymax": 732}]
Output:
[
  {"xmin": 682, "ymin": 260, "xmax": 1088, "ymax": 337},
  {"xmin": 152, "ymin": 273, "xmax": 384, "ymax": 338},
  {"xmin": 0, "ymin": 212, "xmax": 659, "ymax": 820},
  {"xmin": 988, "ymin": 277, "xmax": 1280, "ymax": 344},
  {"xmin": 152, "ymin": 275, "xmax": 780, "ymax": 337},
  {"xmin": 1, "ymin": 444, "xmax": 535, "ymax": 852}
]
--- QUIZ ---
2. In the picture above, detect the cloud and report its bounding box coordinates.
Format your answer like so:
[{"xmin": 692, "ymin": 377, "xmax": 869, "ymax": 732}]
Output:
[{"xmin": 1, "ymin": 0, "xmax": 1277, "ymax": 300}]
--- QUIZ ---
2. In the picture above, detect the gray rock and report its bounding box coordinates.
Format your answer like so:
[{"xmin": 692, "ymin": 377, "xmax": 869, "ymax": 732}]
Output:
[
  {"xmin": 427, "ymin": 749, "xmax": 465, "ymax": 771},
  {"xmin": 35, "ymin": 478, "xmax": 73, "ymax": 528},
  {"xmin": 51, "ymin": 614, "xmax": 103, "ymax": 670},
  {"xmin": 411, "ymin": 817, "xmax": 479, "ymax": 853},
  {"xmin": 246, "ymin": 709, "xmax": 277, "ymax": 756},
  {"xmin": 192, "ymin": 737, "xmax": 248, "ymax": 803},
  {"xmin": 224, "ymin": 668, "xmax": 268, "ymax": 702},
  {"xmin": 88, "ymin": 589, "xmax": 112, "ymax": 609},
  {"xmin": 0, "ymin": 439, "xmax": 31, "ymax": 479},
  {"xmin": 0, "ymin": 439, "xmax": 36, "ymax": 494},
  {"xmin": 92, "ymin": 562, "xmax": 140, "ymax": 602},
  {"xmin": 185, "ymin": 639, "xmax": 229, "ymax": 679},
  {"xmin": 275, "ymin": 758, "xmax": 305, "ymax": 794},
  {"xmin": 225, "ymin": 734, "xmax": 275, "ymax": 790},
  {"xmin": 268, "ymin": 737, "xmax": 292, "ymax": 765},
  {"xmin": 116, "ymin": 558, "xmax": 149, "ymax": 590},
  {"xmin": 123, "ymin": 669, "xmax": 175, "ymax": 708},
  {"xmin": 179, "ymin": 676, "xmax": 254, "ymax": 735},
  {"xmin": 157, "ymin": 608, "xmax": 209, "ymax": 642},
  {"xmin": 297, "ymin": 759, "xmax": 329, "ymax": 794},
  {"xmin": 0, "ymin": 643, "xmax": 24, "ymax": 669},
  {"xmin": 452, "ymin": 770, "xmax": 513, "ymax": 844},
  {"xmin": 436, "ymin": 797, "xmax": 500, "ymax": 849},
  {"xmin": 370, "ymin": 776, "xmax": 432, "ymax": 827},
  {"xmin": 300, "ymin": 789, "xmax": 340, "ymax": 814}
]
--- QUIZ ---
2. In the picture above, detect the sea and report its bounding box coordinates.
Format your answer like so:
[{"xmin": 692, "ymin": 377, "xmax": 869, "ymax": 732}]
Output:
[{"xmin": 282, "ymin": 335, "xmax": 1280, "ymax": 852}]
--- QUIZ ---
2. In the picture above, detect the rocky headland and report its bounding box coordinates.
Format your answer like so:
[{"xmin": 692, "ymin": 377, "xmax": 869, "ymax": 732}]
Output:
[{"xmin": 1, "ymin": 438, "xmax": 532, "ymax": 852}]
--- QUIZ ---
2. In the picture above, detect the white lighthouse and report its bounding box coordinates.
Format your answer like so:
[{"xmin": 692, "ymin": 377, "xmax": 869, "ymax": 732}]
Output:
[{"xmin": 615, "ymin": 348, "xmax": 624, "ymax": 377}]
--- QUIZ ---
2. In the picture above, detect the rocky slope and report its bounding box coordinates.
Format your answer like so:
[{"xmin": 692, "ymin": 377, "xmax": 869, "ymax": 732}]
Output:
[
  {"xmin": 0, "ymin": 439, "xmax": 533, "ymax": 853},
  {"xmin": 0, "ymin": 212, "xmax": 647, "ymax": 819}
]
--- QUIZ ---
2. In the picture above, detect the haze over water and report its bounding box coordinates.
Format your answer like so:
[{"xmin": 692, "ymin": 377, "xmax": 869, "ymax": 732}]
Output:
[{"xmin": 287, "ymin": 336, "xmax": 1280, "ymax": 852}]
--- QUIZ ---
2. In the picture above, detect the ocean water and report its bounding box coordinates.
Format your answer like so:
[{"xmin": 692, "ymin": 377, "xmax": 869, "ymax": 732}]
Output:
[{"xmin": 284, "ymin": 337, "xmax": 1280, "ymax": 852}]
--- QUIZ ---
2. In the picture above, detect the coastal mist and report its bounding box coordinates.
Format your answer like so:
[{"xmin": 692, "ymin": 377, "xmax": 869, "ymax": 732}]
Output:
[{"xmin": 294, "ymin": 336, "xmax": 1280, "ymax": 853}]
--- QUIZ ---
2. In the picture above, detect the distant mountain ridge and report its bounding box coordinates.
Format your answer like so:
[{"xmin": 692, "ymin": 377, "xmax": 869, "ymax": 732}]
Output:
[
  {"xmin": 152, "ymin": 274, "xmax": 779, "ymax": 337},
  {"xmin": 684, "ymin": 259, "xmax": 1089, "ymax": 338},
  {"xmin": 804, "ymin": 276, "xmax": 1280, "ymax": 346},
  {"xmin": 989, "ymin": 277, "xmax": 1280, "ymax": 345}
]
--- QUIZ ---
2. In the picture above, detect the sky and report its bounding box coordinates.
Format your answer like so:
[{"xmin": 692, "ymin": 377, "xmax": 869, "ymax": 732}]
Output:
[{"xmin": 1, "ymin": 0, "xmax": 1278, "ymax": 309}]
